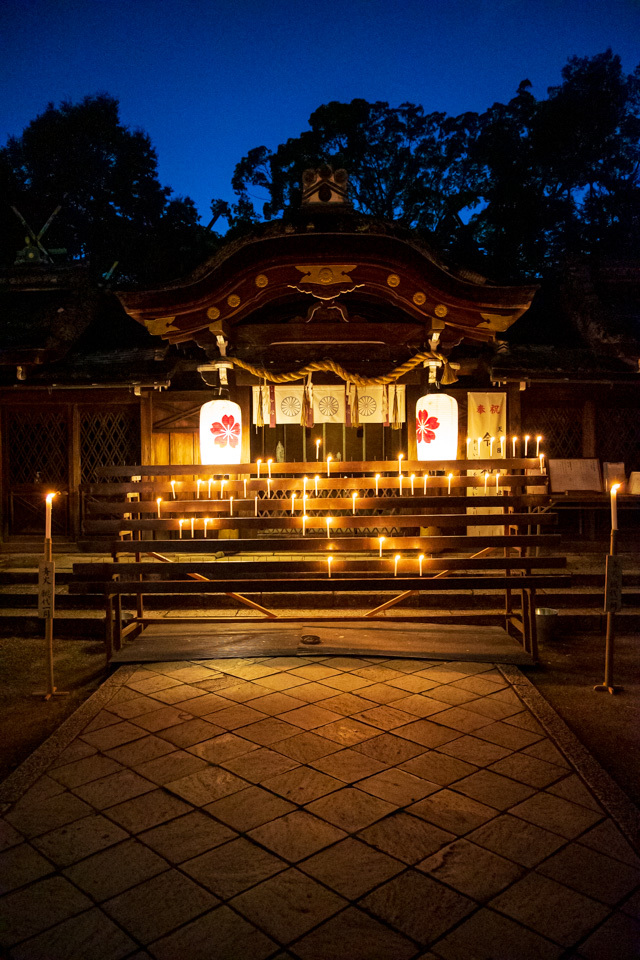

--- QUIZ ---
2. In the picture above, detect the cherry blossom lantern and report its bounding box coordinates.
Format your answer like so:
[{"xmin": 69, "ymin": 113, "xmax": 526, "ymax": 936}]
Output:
[
  {"xmin": 200, "ymin": 398, "xmax": 242, "ymax": 465},
  {"xmin": 416, "ymin": 392, "xmax": 458, "ymax": 461}
]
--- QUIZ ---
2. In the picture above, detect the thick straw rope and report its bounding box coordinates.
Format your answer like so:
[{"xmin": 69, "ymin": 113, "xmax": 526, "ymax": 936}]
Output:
[{"xmin": 230, "ymin": 349, "xmax": 458, "ymax": 386}]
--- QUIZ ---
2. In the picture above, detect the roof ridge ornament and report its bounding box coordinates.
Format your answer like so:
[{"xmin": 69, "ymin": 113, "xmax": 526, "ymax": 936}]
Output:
[{"xmin": 301, "ymin": 165, "xmax": 351, "ymax": 208}]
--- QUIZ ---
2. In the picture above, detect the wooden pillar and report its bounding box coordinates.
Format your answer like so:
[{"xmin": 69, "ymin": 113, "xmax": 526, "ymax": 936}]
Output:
[
  {"xmin": 238, "ymin": 387, "xmax": 252, "ymax": 463},
  {"xmin": 69, "ymin": 404, "xmax": 81, "ymax": 540},
  {"xmin": 507, "ymin": 383, "xmax": 522, "ymax": 436},
  {"xmin": 139, "ymin": 391, "xmax": 153, "ymax": 464}
]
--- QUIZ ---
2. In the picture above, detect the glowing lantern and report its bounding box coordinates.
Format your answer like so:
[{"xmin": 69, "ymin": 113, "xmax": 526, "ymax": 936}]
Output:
[
  {"xmin": 415, "ymin": 393, "xmax": 458, "ymax": 461},
  {"xmin": 199, "ymin": 398, "xmax": 242, "ymax": 465}
]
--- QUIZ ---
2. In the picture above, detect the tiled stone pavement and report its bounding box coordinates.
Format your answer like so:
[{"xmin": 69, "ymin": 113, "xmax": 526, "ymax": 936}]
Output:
[{"xmin": 1, "ymin": 655, "xmax": 639, "ymax": 959}]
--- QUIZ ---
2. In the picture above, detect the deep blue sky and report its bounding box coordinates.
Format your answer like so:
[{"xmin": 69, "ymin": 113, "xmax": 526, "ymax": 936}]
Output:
[{"xmin": 1, "ymin": 0, "xmax": 639, "ymax": 221}]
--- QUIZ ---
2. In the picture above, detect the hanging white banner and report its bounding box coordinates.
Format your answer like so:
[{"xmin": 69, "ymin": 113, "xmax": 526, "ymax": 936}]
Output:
[
  {"xmin": 252, "ymin": 386, "xmax": 306, "ymax": 425},
  {"xmin": 355, "ymin": 385, "xmax": 405, "ymax": 423},
  {"xmin": 467, "ymin": 392, "xmax": 507, "ymax": 535},
  {"xmin": 313, "ymin": 386, "xmax": 346, "ymax": 423}
]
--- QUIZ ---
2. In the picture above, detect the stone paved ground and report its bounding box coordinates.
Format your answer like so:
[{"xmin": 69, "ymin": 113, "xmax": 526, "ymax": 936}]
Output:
[{"xmin": 1, "ymin": 655, "xmax": 639, "ymax": 959}]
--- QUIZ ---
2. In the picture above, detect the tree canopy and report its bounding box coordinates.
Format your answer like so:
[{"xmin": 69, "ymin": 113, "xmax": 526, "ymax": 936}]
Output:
[
  {"xmin": 217, "ymin": 50, "xmax": 640, "ymax": 281},
  {"xmin": 0, "ymin": 94, "xmax": 215, "ymax": 285}
]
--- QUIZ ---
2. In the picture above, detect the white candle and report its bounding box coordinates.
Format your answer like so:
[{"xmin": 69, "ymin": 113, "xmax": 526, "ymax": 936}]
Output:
[
  {"xmin": 512, "ymin": 436, "xmax": 517, "ymax": 457},
  {"xmin": 327, "ymin": 455, "xmax": 332, "ymax": 477},
  {"xmin": 256, "ymin": 459, "xmax": 262, "ymax": 479},
  {"xmin": 539, "ymin": 453, "xmax": 545, "ymax": 473},
  {"xmin": 423, "ymin": 474, "xmax": 428, "ymax": 494},
  {"xmin": 610, "ymin": 483, "xmax": 621, "ymax": 530},
  {"xmin": 291, "ymin": 493, "xmax": 296, "ymax": 514},
  {"xmin": 208, "ymin": 478, "xmax": 213, "ymax": 499},
  {"xmin": 477, "ymin": 436, "xmax": 482, "ymax": 455},
  {"xmin": 524, "ymin": 435, "xmax": 530, "ymax": 457},
  {"xmin": 398, "ymin": 453, "xmax": 404, "ymax": 475},
  {"xmin": 500, "ymin": 436, "xmax": 505, "ymax": 457},
  {"xmin": 203, "ymin": 518, "xmax": 208, "ymax": 538},
  {"xmin": 399, "ymin": 474, "xmax": 403, "ymax": 496},
  {"xmin": 326, "ymin": 516, "xmax": 332, "ymax": 538},
  {"xmin": 303, "ymin": 476, "xmax": 308, "ymax": 497},
  {"xmin": 314, "ymin": 475, "xmax": 319, "ymax": 495},
  {"xmin": 447, "ymin": 473, "xmax": 453, "ymax": 494},
  {"xmin": 229, "ymin": 497, "xmax": 233, "ymax": 517},
  {"xmin": 302, "ymin": 514, "xmax": 307, "ymax": 536},
  {"xmin": 352, "ymin": 492, "xmax": 358, "ymax": 514},
  {"xmin": 255, "ymin": 495, "xmax": 258, "ymax": 516},
  {"xmin": 243, "ymin": 478, "xmax": 247, "ymax": 498},
  {"xmin": 303, "ymin": 495, "xmax": 308, "ymax": 512},
  {"xmin": 315, "ymin": 438, "xmax": 321, "ymax": 460},
  {"xmin": 496, "ymin": 473, "xmax": 500, "ymax": 493},
  {"xmin": 267, "ymin": 458, "xmax": 273, "ymax": 479},
  {"xmin": 536, "ymin": 436, "xmax": 542, "ymax": 457},
  {"xmin": 220, "ymin": 479, "xmax": 225, "ymax": 500},
  {"xmin": 489, "ymin": 436, "xmax": 495, "ymax": 457},
  {"xmin": 375, "ymin": 474, "xmax": 380, "ymax": 496},
  {"xmin": 171, "ymin": 480, "xmax": 176, "ymax": 499},
  {"xmin": 156, "ymin": 497, "xmax": 162, "ymax": 518},
  {"xmin": 394, "ymin": 554, "xmax": 401, "ymax": 577},
  {"xmin": 379, "ymin": 536, "xmax": 385, "ymax": 557},
  {"xmin": 466, "ymin": 437, "xmax": 471, "ymax": 458},
  {"xmin": 197, "ymin": 479, "xmax": 202, "ymax": 499},
  {"xmin": 178, "ymin": 519, "xmax": 184, "ymax": 538},
  {"xmin": 327, "ymin": 556, "xmax": 332, "ymax": 578},
  {"xmin": 419, "ymin": 554, "xmax": 424, "ymax": 577},
  {"xmin": 410, "ymin": 474, "xmax": 415, "ymax": 495},
  {"xmin": 267, "ymin": 478, "xmax": 272, "ymax": 498},
  {"xmin": 190, "ymin": 517, "xmax": 194, "ymax": 537},
  {"xmin": 45, "ymin": 492, "xmax": 55, "ymax": 539},
  {"xmin": 484, "ymin": 472, "xmax": 489, "ymax": 494}
]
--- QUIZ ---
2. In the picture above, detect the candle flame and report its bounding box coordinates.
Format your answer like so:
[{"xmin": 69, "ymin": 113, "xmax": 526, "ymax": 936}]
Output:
[{"xmin": 45, "ymin": 492, "xmax": 56, "ymax": 504}]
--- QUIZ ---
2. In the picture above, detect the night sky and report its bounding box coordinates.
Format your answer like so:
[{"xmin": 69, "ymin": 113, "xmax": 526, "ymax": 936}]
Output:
[{"xmin": 1, "ymin": 0, "xmax": 639, "ymax": 221}]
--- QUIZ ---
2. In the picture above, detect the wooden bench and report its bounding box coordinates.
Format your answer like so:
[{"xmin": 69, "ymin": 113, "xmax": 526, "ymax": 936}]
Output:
[{"xmin": 72, "ymin": 458, "xmax": 570, "ymax": 662}]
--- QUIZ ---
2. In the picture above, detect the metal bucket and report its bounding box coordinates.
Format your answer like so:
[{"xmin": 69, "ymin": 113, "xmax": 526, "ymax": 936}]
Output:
[{"xmin": 535, "ymin": 607, "xmax": 559, "ymax": 644}]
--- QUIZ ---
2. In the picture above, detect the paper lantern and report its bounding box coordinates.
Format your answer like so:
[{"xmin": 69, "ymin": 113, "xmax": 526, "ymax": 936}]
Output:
[
  {"xmin": 416, "ymin": 393, "xmax": 458, "ymax": 461},
  {"xmin": 199, "ymin": 399, "xmax": 242, "ymax": 465}
]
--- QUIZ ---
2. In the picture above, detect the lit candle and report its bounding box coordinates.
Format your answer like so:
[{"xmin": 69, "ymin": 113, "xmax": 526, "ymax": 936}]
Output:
[
  {"xmin": 489, "ymin": 436, "xmax": 495, "ymax": 457},
  {"xmin": 291, "ymin": 493, "xmax": 296, "ymax": 514},
  {"xmin": 197, "ymin": 479, "xmax": 202, "ymax": 499},
  {"xmin": 512, "ymin": 436, "xmax": 517, "ymax": 457},
  {"xmin": 255, "ymin": 495, "xmax": 258, "ymax": 516},
  {"xmin": 536, "ymin": 435, "xmax": 542, "ymax": 457},
  {"xmin": 379, "ymin": 536, "xmax": 385, "ymax": 557},
  {"xmin": 539, "ymin": 453, "xmax": 545, "ymax": 473},
  {"xmin": 257, "ymin": 459, "xmax": 262, "ymax": 479},
  {"xmin": 178, "ymin": 519, "xmax": 184, "ymax": 538},
  {"xmin": 303, "ymin": 476, "xmax": 308, "ymax": 497},
  {"xmin": 466, "ymin": 437, "xmax": 471, "ymax": 458},
  {"xmin": 410, "ymin": 474, "xmax": 415, "ymax": 495},
  {"xmin": 171, "ymin": 480, "xmax": 176, "ymax": 499},
  {"xmin": 447, "ymin": 473, "xmax": 453, "ymax": 494},
  {"xmin": 484, "ymin": 472, "xmax": 489, "ymax": 494},
  {"xmin": 190, "ymin": 517, "xmax": 195, "ymax": 537},
  {"xmin": 208, "ymin": 478, "xmax": 213, "ymax": 499},
  {"xmin": 220, "ymin": 479, "xmax": 225, "ymax": 500},
  {"xmin": 314, "ymin": 475, "xmax": 319, "ymax": 495},
  {"xmin": 423, "ymin": 474, "xmax": 428, "ymax": 495},
  {"xmin": 398, "ymin": 453, "xmax": 404, "ymax": 475},
  {"xmin": 267, "ymin": 458, "xmax": 273, "ymax": 479},
  {"xmin": 156, "ymin": 497, "xmax": 162, "ymax": 518},
  {"xmin": 229, "ymin": 497, "xmax": 233, "ymax": 516},
  {"xmin": 610, "ymin": 483, "xmax": 621, "ymax": 530},
  {"xmin": 243, "ymin": 478, "xmax": 247, "ymax": 498},
  {"xmin": 375, "ymin": 474, "xmax": 380, "ymax": 496},
  {"xmin": 302, "ymin": 514, "xmax": 307, "ymax": 536},
  {"xmin": 419, "ymin": 554, "xmax": 424, "ymax": 577},
  {"xmin": 524, "ymin": 435, "xmax": 530, "ymax": 457},
  {"xmin": 477, "ymin": 436, "xmax": 482, "ymax": 455},
  {"xmin": 267, "ymin": 478, "xmax": 272, "ymax": 498},
  {"xmin": 327, "ymin": 556, "xmax": 333, "ymax": 578},
  {"xmin": 327, "ymin": 455, "xmax": 332, "ymax": 477},
  {"xmin": 394, "ymin": 554, "xmax": 401, "ymax": 577},
  {"xmin": 352, "ymin": 492, "xmax": 358, "ymax": 514},
  {"xmin": 303, "ymin": 494, "xmax": 308, "ymax": 512},
  {"xmin": 500, "ymin": 436, "xmax": 505, "ymax": 457},
  {"xmin": 326, "ymin": 516, "xmax": 332, "ymax": 538},
  {"xmin": 203, "ymin": 518, "xmax": 208, "ymax": 538},
  {"xmin": 315, "ymin": 438, "xmax": 321, "ymax": 460},
  {"xmin": 45, "ymin": 492, "xmax": 55, "ymax": 539},
  {"xmin": 496, "ymin": 473, "xmax": 500, "ymax": 493},
  {"xmin": 399, "ymin": 473, "xmax": 403, "ymax": 496}
]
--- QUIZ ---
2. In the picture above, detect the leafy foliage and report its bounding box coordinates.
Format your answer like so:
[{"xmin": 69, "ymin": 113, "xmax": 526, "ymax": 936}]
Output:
[{"xmin": 0, "ymin": 94, "xmax": 216, "ymax": 285}]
